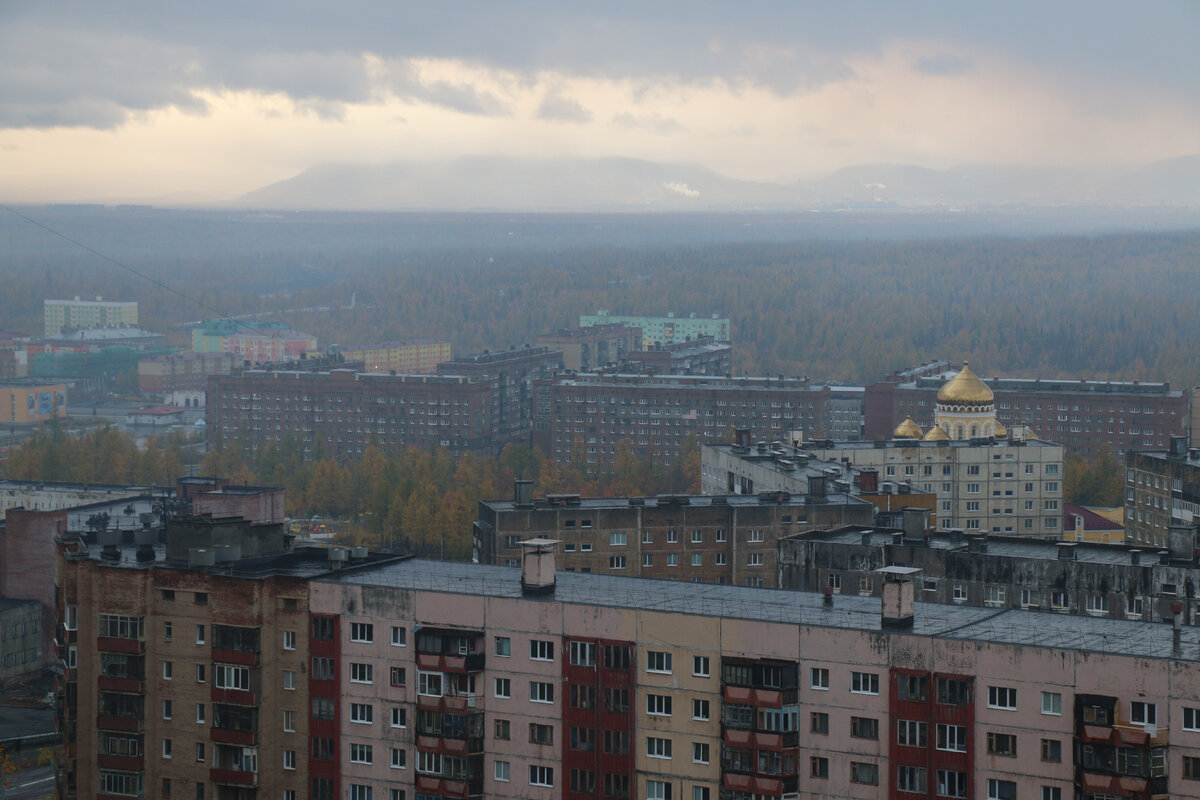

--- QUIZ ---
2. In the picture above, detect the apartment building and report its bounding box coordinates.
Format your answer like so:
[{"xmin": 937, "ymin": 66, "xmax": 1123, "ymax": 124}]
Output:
[
  {"xmin": 138, "ymin": 352, "xmax": 237, "ymax": 395},
  {"xmin": 473, "ymin": 481, "xmax": 875, "ymax": 586},
  {"xmin": 341, "ymin": 340, "xmax": 452, "ymax": 375},
  {"xmin": 44, "ymin": 297, "xmax": 138, "ymax": 337},
  {"xmin": 533, "ymin": 374, "xmax": 832, "ymax": 470},
  {"xmin": 305, "ymin": 548, "xmax": 1200, "ymax": 800},
  {"xmin": 206, "ymin": 367, "xmax": 500, "ymax": 460},
  {"xmin": 865, "ymin": 366, "xmax": 1188, "ymax": 457},
  {"xmin": 537, "ymin": 325, "xmax": 641, "ymax": 372},
  {"xmin": 1125, "ymin": 436, "xmax": 1200, "ymax": 548},
  {"xmin": 437, "ymin": 346, "xmax": 564, "ymax": 447},
  {"xmin": 624, "ymin": 337, "xmax": 733, "ymax": 377},
  {"xmin": 579, "ymin": 311, "xmax": 730, "ymax": 347},
  {"xmin": 780, "ymin": 510, "xmax": 1200, "ymax": 623}
]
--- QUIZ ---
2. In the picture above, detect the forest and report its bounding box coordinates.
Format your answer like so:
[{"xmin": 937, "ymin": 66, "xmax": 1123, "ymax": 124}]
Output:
[{"xmin": 3, "ymin": 209, "xmax": 1200, "ymax": 388}]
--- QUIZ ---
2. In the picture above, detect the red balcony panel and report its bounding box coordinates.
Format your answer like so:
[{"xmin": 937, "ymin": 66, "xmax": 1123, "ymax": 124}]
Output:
[
  {"xmin": 754, "ymin": 732, "xmax": 782, "ymax": 751},
  {"xmin": 724, "ymin": 773, "xmax": 754, "ymax": 792},
  {"xmin": 723, "ymin": 729, "xmax": 753, "ymax": 748},
  {"xmin": 210, "ymin": 768, "xmax": 258, "ymax": 786},
  {"xmin": 210, "ymin": 728, "xmax": 256, "ymax": 746},
  {"xmin": 96, "ymin": 754, "xmax": 142, "ymax": 771},
  {"xmin": 752, "ymin": 776, "xmax": 782, "ymax": 796},
  {"xmin": 416, "ymin": 694, "xmax": 471, "ymax": 713},
  {"xmin": 96, "ymin": 715, "xmax": 141, "ymax": 732},
  {"xmin": 416, "ymin": 736, "xmax": 468, "ymax": 757},
  {"xmin": 417, "ymin": 776, "xmax": 471, "ymax": 799},
  {"xmin": 721, "ymin": 685, "xmax": 782, "ymax": 707},
  {"xmin": 97, "ymin": 676, "xmax": 142, "ymax": 693},
  {"xmin": 1117, "ymin": 728, "xmax": 1149, "ymax": 748},
  {"xmin": 1118, "ymin": 777, "xmax": 1149, "ymax": 795},
  {"xmin": 96, "ymin": 637, "xmax": 142, "ymax": 654},
  {"xmin": 724, "ymin": 686, "xmax": 753, "ymax": 705},
  {"xmin": 211, "ymin": 687, "xmax": 259, "ymax": 706},
  {"xmin": 212, "ymin": 648, "xmax": 259, "ymax": 667},
  {"xmin": 1080, "ymin": 725, "xmax": 1113, "ymax": 744}
]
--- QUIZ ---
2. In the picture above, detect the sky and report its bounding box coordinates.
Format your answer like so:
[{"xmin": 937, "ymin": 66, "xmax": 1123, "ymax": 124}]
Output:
[{"xmin": 2, "ymin": 1, "xmax": 1198, "ymax": 204}]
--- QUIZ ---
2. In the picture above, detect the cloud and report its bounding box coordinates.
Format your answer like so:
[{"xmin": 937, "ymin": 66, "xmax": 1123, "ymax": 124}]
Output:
[
  {"xmin": 536, "ymin": 91, "xmax": 592, "ymax": 122},
  {"xmin": 612, "ymin": 112, "xmax": 687, "ymax": 135},
  {"xmin": 915, "ymin": 53, "xmax": 973, "ymax": 77}
]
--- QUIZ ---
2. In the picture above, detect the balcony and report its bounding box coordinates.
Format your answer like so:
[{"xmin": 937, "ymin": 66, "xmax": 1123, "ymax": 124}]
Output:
[
  {"xmin": 97, "ymin": 754, "xmax": 142, "ymax": 771},
  {"xmin": 97, "ymin": 637, "xmax": 144, "ymax": 655},
  {"xmin": 722, "ymin": 728, "xmax": 795, "ymax": 751},
  {"xmin": 723, "ymin": 685, "xmax": 783, "ymax": 708},
  {"xmin": 210, "ymin": 728, "xmax": 257, "ymax": 746},
  {"xmin": 416, "ymin": 735, "xmax": 485, "ymax": 757},
  {"xmin": 723, "ymin": 773, "xmax": 783, "ymax": 797},
  {"xmin": 417, "ymin": 652, "xmax": 486, "ymax": 673},
  {"xmin": 210, "ymin": 768, "xmax": 258, "ymax": 787},
  {"xmin": 96, "ymin": 715, "xmax": 142, "ymax": 733},
  {"xmin": 211, "ymin": 687, "xmax": 259, "ymax": 706},
  {"xmin": 98, "ymin": 676, "xmax": 143, "ymax": 693},
  {"xmin": 417, "ymin": 693, "xmax": 477, "ymax": 714},
  {"xmin": 416, "ymin": 775, "xmax": 483, "ymax": 799},
  {"xmin": 212, "ymin": 648, "xmax": 260, "ymax": 667}
]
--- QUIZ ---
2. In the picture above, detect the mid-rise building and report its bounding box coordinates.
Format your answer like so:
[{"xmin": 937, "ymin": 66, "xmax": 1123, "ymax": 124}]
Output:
[
  {"xmin": 0, "ymin": 598, "xmax": 42, "ymax": 682},
  {"xmin": 537, "ymin": 325, "xmax": 641, "ymax": 372},
  {"xmin": 138, "ymin": 352, "xmax": 237, "ymax": 395},
  {"xmin": 865, "ymin": 362, "xmax": 1188, "ymax": 457},
  {"xmin": 579, "ymin": 310, "xmax": 730, "ymax": 347},
  {"xmin": 624, "ymin": 336, "xmax": 733, "ymax": 377},
  {"xmin": 191, "ymin": 320, "xmax": 317, "ymax": 363},
  {"xmin": 207, "ymin": 367, "xmax": 500, "ymax": 459},
  {"xmin": 473, "ymin": 480, "xmax": 875, "ymax": 586},
  {"xmin": 437, "ymin": 346, "xmax": 564, "ymax": 447},
  {"xmin": 1125, "ymin": 436, "xmax": 1200, "ymax": 548},
  {"xmin": 533, "ymin": 374, "xmax": 832, "ymax": 470},
  {"xmin": 44, "ymin": 297, "xmax": 138, "ymax": 337},
  {"xmin": 0, "ymin": 382, "xmax": 67, "ymax": 425},
  {"xmin": 342, "ymin": 340, "xmax": 452, "ymax": 375}
]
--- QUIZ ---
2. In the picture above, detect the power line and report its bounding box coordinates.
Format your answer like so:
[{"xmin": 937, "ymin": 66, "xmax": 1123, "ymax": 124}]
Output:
[{"xmin": 0, "ymin": 203, "xmax": 242, "ymax": 328}]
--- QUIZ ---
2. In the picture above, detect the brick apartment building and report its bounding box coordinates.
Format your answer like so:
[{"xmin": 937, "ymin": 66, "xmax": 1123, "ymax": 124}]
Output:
[
  {"xmin": 1125, "ymin": 436, "xmax": 1200, "ymax": 549},
  {"xmin": 138, "ymin": 352, "xmax": 237, "ymax": 395},
  {"xmin": 865, "ymin": 365, "xmax": 1188, "ymax": 458},
  {"xmin": 533, "ymin": 374, "xmax": 833, "ymax": 470},
  {"xmin": 206, "ymin": 368, "xmax": 500, "ymax": 460},
  {"xmin": 623, "ymin": 337, "xmax": 733, "ymax": 377},
  {"xmin": 473, "ymin": 479, "xmax": 875, "ymax": 586},
  {"xmin": 341, "ymin": 340, "xmax": 452, "ymax": 375},
  {"xmin": 437, "ymin": 346, "xmax": 564, "ymax": 447},
  {"xmin": 536, "ymin": 325, "xmax": 641, "ymax": 372}
]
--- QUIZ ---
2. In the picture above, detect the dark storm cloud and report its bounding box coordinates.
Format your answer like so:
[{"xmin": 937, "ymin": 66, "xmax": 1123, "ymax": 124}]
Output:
[{"xmin": 1, "ymin": 0, "xmax": 1196, "ymax": 129}]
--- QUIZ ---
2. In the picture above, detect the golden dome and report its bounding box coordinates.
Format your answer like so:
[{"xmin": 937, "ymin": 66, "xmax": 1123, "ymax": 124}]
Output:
[
  {"xmin": 892, "ymin": 417, "xmax": 923, "ymax": 439},
  {"xmin": 993, "ymin": 421, "xmax": 1007, "ymax": 438},
  {"xmin": 937, "ymin": 361, "xmax": 994, "ymax": 406},
  {"xmin": 923, "ymin": 424, "xmax": 950, "ymax": 441}
]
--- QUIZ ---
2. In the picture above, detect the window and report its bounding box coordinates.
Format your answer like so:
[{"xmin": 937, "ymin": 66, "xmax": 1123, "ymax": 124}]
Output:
[
  {"xmin": 1040, "ymin": 788, "xmax": 1062, "ymax": 800},
  {"xmin": 214, "ymin": 664, "xmax": 249, "ymax": 691},
  {"xmin": 987, "ymin": 732, "xmax": 1017, "ymax": 756},
  {"xmin": 195, "ymin": 742, "xmax": 205, "ymax": 762},
  {"xmin": 1086, "ymin": 595, "xmax": 1109, "ymax": 615},
  {"xmin": 350, "ymin": 622, "xmax": 373, "ymax": 642},
  {"xmin": 746, "ymin": 552, "xmax": 764, "ymax": 566},
  {"xmin": 569, "ymin": 641, "xmax": 596, "ymax": 667},
  {"xmin": 350, "ymin": 743, "xmax": 373, "ymax": 764},
  {"xmin": 692, "ymin": 656, "xmax": 710, "ymax": 676},
  {"xmin": 937, "ymin": 770, "xmax": 968, "ymax": 799},
  {"xmin": 692, "ymin": 742, "xmax": 710, "ymax": 764},
  {"xmin": 667, "ymin": 554, "xmax": 679, "ymax": 567},
  {"xmin": 349, "ymin": 787, "xmax": 372, "ymax": 800},
  {"xmin": 1184, "ymin": 707, "xmax": 1200, "ymax": 731},
  {"xmin": 642, "ymin": 553, "xmax": 654, "ymax": 567},
  {"xmin": 529, "ymin": 723, "xmax": 554, "ymax": 744},
  {"xmin": 691, "ymin": 553, "xmax": 703, "ymax": 567},
  {"xmin": 1185, "ymin": 755, "xmax": 1200, "ymax": 779},
  {"xmin": 312, "ymin": 699, "xmax": 334, "ymax": 721},
  {"xmin": 988, "ymin": 686, "xmax": 1017, "ymax": 710},
  {"xmin": 390, "ymin": 626, "xmax": 407, "ymax": 646},
  {"xmin": 162, "ymin": 700, "xmax": 172, "ymax": 720},
  {"xmin": 195, "ymin": 624, "xmax": 205, "ymax": 644},
  {"xmin": 647, "ymin": 651, "xmax": 672, "ymax": 673},
  {"xmin": 162, "ymin": 660, "xmax": 173, "ymax": 680},
  {"xmin": 609, "ymin": 555, "xmax": 626, "ymax": 569},
  {"xmin": 530, "ymin": 681, "xmax": 555, "ymax": 703},
  {"xmin": 350, "ymin": 703, "xmax": 373, "ymax": 724},
  {"xmin": 1041, "ymin": 691, "xmax": 1061, "ymax": 715},
  {"xmin": 390, "ymin": 666, "xmax": 406, "ymax": 687},
  {"xmin": 647, "ymin": 694, "xmax": 672, "ymax": 716},
  {"xmin": 898, "ymin": 674, "xmax": 928, "ymax": 701},
  {"xmin": 810, "ymin": 756, "xmax": 829, "ymax": 778},
  {"xmin": 494, "ymin": 677, "xmax": 511, "ymax": 698},
  {"xmin": 283, "ymin": 710, "xmax": 295, "ymax": 732},
  {"xmin": 495, "ymin": 636, "xmax": 511, "ymax": 656},
  {"xmin": 1132, "ymin": 701, "xmax": 1157, "ymax": 726},
  {"xmin": 850, "ymin": 762, "xmax": 878, "ymax": 785},
  {"xmin": 987, "ymin": 779, "xmax": 1017, "ymax": 800},
  {"xmin": 163, "ymin": 620, "xmax": 171, "ymax": 641},
  {"xmin": 609, "ymin": 532, "xmax": 626, "ymax": 546},
  {"xmin": 811, "ymin": 667, "xmax": 829, "ymax": 689},
  {"xmin": 937, "ymin": 724, "xmax": 967, "ymax": 752},
  {"xmin": 162, "ymin": 738, "xmax": 172, "ymax": 758},
  {"xmin": 692, "ymin": 699, "xmax": 710, "ymax": 720},
  {"xmin": 350, "ymin": 663, "xmax": 373, "ymax": 684},
  {"xmin": 391, "ymin": 707, "xmax": 407, "ymax": 728},
  {"xmin": 1041, "ymin": 738, "xmax": 1061, "ymax": 762},
  {"xmin": 716, "ymin": 529, "xmax": 727, "ymax": 542},
  {"xmin": 283, "ymin": 670, "xmax": 295, "ymax": 690},
  {"xmin": 851, "ymin": 716, "xmax": 879, "ymax": 739},
  {"xmin": 417, "ymin": 671, "xmax": 443, "ymax": 696},
  {"xmin": 715, "ymin": 553, "xmax": 726, "ymax": 566},
  {"xmin": 985, "ymin": 586, "xmax": 1005, "ymax": 606},
  {"xmin": 898, "ymin": 766, "xmax": 927, "ymax": 794},
  {"xmin": 529, "ymin": 639, "xmax": 555, "ymax": 661},
  {"xmin": 646, "ymin": 736, "xmax": 672, "ymax": 759},
  {"xmin": 851, "ymin": 671, "xmax": 879, "ymax": 694},
  {"xmin": 691, "ymin": 529, "xmax": 703, "ymax": 543},
  {"xmin": 311, "ymin": 657, "xmax": 334, "ymax": 680},
  {"xmin": 494, "ymin": 760, "xmax": 510, "ymax": 782},
  {"xmin": 529, "ymin": 766, "xmax": 554, "ymax": 787},
  {"xmin": 897, "ymin": 719, "xmax": 927, "ymax": 747},
  {"xmin": 195, "ymin": 704, "xmax": 205, "ymax": 723}
]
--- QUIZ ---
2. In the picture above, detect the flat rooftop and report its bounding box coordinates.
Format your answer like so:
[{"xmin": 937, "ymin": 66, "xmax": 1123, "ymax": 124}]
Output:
[
  {"xmin": 483, "ymin": 492, "xmax": 868, "ymax": 512},
  {"xmin": 804, "ymin": 438, "xmax": 1059, "ymax": 450},
  {"xmin": 904, "ymin": 375, "xmax": 1180, "ymax": 397},
  {"xmin": 322, "ymin": 558, "xmax": 1199, "ymax": 662}
]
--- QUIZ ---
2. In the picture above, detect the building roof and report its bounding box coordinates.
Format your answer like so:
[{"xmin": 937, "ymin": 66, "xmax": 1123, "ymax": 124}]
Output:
[
  {"xmin": 936, "ymin": 361, "xmax": 994, "ymax": 405},
  {"xmin": 322, "ymin": 558, "xmax": 1200, "ymax": 662},
  {"xmin": 1064, "ymin": 502, "xmax": 1124, "ymax": 533},
  {"xmin": 483, "ymin": 491, "xmax": 869, "ymax": 512}
]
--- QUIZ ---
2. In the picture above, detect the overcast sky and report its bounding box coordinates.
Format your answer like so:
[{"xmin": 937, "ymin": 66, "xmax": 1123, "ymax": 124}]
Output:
[{"xmin": 2, "ymin": 1, "xmax": 1198, "ymax": 203}]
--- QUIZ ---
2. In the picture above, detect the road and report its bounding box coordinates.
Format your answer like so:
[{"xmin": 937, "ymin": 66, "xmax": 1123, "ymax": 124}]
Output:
[{"xmin": 4, "ymin": 765, "xmax": 56, "ymax": 800}]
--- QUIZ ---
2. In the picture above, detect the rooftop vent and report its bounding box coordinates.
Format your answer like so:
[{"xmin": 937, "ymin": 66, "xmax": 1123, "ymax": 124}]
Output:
[
  {"xmin": 188, "ymin": 548, "xmax": 216, "ymax": 568},
  {"xmin": 520, "ymin": 539, "xmax": 559, "ymax": 595},
  {"xmin": 1057, "ymin": 542, "xmax": 1077, "ymax": 561},
  {"xmin": 877, "ymin": 566, "xmax": 921, "ymax": 629},
  {"xmin": 513, "ymin": 480, "xmax": 534, "ymax": 508}
]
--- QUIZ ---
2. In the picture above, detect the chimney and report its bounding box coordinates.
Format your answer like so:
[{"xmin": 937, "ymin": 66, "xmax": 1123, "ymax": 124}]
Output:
[
  {"xmin": 858, "ymin": 469, "xmax": 879, "ymax": 493},
  {"xmin": 878, "ymin": 566, "xmax": 919, "ymax": 629},
  {"xmin": 1167, "ymin": 523, "xmax": 1197, "ymax": 563},
  {"xmin": 513, "ymin": 480, "xmax": 534, "ymax": 508},
  {"xmin": 1057, "ymin": 542, "xmax": 1077, "ymax": 561},
  {"xmin": 520, "ymin": 539, "xmax": 559, "ymax": 595},
  {"xmin": 135, "ymin": 528, "xmax": 156, "ymax": 563},
  {"xmin": 807, "ymin": 475, "xmax": 828, "ymax": 503},
  {"xmin": 902, "ymin": 507, "xmax": 930, "ymax": 544},
  {"xmin": 1130, "ymin": 549, "xmax": 1141, "ymax": 565}
]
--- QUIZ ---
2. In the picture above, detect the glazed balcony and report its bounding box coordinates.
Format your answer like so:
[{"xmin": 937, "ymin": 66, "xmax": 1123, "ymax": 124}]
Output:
[
  {"xmin": 211, "ymin": 768, "xmax": 258, "ymax": 787},
  {"xmin": 417, "ymin": 651, "xmax": 486, "ymax": 673}
]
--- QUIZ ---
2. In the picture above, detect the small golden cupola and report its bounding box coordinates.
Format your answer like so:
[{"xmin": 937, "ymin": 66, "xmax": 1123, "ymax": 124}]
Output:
[
  {"xmin": 923, "ymin": 425, "xmax": 950, "ymax": 441},
  {"xmin": 934, "ymin": 360, "xmax": 998, "ymax": 440},
  {"xmin": 993, "ymin": 421, "xmax": 1007, "ymax": 439},
  {"xmin": 892, "ymin": 417, "xmax": 923, "ymax": 439}
]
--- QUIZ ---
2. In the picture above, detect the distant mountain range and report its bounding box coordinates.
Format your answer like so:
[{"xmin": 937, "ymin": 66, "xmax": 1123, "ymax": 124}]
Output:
[{"xmin": 235, "ymin": 154, "xmax": 1200, "ymax": 211}]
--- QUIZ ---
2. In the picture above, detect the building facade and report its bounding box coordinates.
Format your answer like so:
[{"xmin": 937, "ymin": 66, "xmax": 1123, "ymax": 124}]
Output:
[
  {"xmin": 0, "ymin": 598, "xmax": 43, "ymax": 682},
  {"xmin": 206, "ymin": 368, "xmax": 500, "ymax": 460},
  {"xmin": 44, "ymin": 297, "xmax": 138, "ymax": 337},
  {"xmin": 341, "ymin": 340, "xmax": 452, "ymax": 375},
  {"xmin": 537, "ymin": 325, "xmax": 642, "ymax": 373},
  {"xmin": 533, "ymin": 374, "xmax": 832, "ymax": 470},
  {"xmin": 625, "ymin": 337, "xmax": 733, "ymax": 377},
  {"xmin": 474, "ymin": 484, "xmax": 875, "ymax": 587},
  {"xmin": 0, "ymin": 382, "xmax": 67, "ymax": 425},
  {"xmin": 139, "ymin": 352, "xmax": 237, "ymax": 395},
  {"xmin": 579, "ymin": 311, "xmax": 730, "ymax": 347},
  {"xmin": 865, "ymin": 366, "xmax": 1188, "ymax": 457},
  {"xmin": 437, "ymin": 346, "xmax": 564, "ymax": 447},
  {"xmin": 1125, "ymin": 438, "xmax": 1200, "ymax": 548}
]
